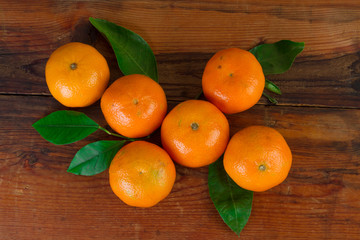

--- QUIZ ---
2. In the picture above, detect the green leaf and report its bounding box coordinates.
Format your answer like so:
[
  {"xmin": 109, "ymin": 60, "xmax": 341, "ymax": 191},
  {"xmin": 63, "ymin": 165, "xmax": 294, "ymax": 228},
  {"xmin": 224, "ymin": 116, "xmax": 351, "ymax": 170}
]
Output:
[
  {"xmin": 250, "ymin": 40, "xmax": 304, "ymax": 75},
  {"xmin": 208, "ymin": 156, "xmax": 253, "ymax": 235},
  {"xmin": 265, "ymin": 79, "xmax": 282, "ymax": 95},
  {"xmin": 89, "ymin": 17, "xmax": 158, "ymax": 82},
  {"xmin": 32, "ymin": 110, "xmax": 99, "ymax": 145},
  {"xmin": 68, "ymin": 140, "xmax": 126, "ymax": 176}
]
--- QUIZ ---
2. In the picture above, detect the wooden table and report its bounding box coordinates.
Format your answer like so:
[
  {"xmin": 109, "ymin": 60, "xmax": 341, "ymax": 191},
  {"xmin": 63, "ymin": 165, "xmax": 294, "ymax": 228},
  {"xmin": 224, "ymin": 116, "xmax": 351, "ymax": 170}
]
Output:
[{"xmin": 1, "ymin": 1, "xmax": 359, "ymax": 239}]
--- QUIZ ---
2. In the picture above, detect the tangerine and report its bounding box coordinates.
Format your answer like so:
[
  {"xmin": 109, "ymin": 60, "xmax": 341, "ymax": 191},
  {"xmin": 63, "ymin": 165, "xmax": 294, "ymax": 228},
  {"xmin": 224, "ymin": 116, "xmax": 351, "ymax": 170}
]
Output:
[
  {"xmin": 109, "ymin": 141, "xmax": 176, "ymax": 207},
  {"xmin": 202, "ymin": 48, "xmax": 265, "ymax": 114},
  {"xmin": 161, "ymin": 100, "xmax": 229, "ymax": 168},
  {"xmin": 45, "ymin": 42, "xmax": 110, "ymax": 107},
  {"xmin": 101, "ymin": 74, "xmax": 167, "ymax": 138},
  {"xmin": 223, "ymin": 125, "xmax": 292, "ymax": 192}
]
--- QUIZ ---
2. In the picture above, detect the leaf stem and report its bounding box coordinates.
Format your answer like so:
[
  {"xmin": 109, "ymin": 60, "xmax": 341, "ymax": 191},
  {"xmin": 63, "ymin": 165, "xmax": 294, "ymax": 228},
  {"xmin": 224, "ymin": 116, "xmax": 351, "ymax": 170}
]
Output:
[
  {"xmin": 262, "ymin": 92, "xmax": 278, "ymax": 104},
  {"xmin": 98, "ymin": 126, "xmax": 140, "ymax": 141}
]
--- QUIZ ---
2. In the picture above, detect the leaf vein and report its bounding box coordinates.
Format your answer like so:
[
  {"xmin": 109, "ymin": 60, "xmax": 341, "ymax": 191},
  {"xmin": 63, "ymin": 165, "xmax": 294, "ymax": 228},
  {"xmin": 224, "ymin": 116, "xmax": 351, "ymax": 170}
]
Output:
[
  {"xmin": 225, "ymin": 173, "xmax": 239, "ymax": 230},
  {"xmin": 111, "ymin": 35, "xmax": 149, "ymax": 77},
  {"xmin": 35, "ymin": 124, "xmax": 99, "ymax": 128}
]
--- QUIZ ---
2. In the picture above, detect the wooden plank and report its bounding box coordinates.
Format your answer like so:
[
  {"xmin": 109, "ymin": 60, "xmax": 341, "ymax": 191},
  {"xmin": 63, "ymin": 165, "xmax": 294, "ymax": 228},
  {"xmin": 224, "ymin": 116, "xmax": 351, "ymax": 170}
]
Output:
[
  {"xmin": 0, "ymin": 95, "xmax": 359, "ymax": 239},
  {"xmin": 1, "ymin": 0, "xmax": 359, "ymax": 57},
  {"xmin": 1, "ymin": 1, "xmax": 360, "ymax": 108},
  {"xmin": 1, "ymin": 47, "xmax": 360, "ymax": 108}
]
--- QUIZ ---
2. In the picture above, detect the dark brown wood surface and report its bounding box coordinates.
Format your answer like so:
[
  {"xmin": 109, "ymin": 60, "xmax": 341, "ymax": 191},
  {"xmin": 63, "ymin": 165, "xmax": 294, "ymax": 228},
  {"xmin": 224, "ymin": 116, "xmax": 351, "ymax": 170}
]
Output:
[{"xmin": 1, "ymin": 1, "xmax": 360, "ymax": 239}]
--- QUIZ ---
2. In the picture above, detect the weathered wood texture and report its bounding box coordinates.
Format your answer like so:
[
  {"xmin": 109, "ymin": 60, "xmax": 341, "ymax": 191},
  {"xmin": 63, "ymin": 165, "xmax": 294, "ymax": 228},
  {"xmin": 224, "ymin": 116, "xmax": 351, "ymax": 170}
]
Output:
[
  {"xmin": 1, "ymin": 0, "xmax": 360, "ymax": 239},
  {"xmin": 1, "ymin": 0, "xmax": 360, "ymax": 56},
  {"xmin": 0, "ymin": 95, "xmax": 359, "ymax": 239},
  {"xmin": 1, "ymin": 49, "xmax": 360, "ymax": 108},
  {"xmin": 1, "ymin": 1, "xmax": 360, "ymax": 108}
]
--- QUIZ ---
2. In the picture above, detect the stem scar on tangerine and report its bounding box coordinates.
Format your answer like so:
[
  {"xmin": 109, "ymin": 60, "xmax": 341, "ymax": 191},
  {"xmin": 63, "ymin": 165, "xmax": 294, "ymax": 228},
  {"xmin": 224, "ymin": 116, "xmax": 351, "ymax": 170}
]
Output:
[
  {"xmin": 258, "ymin": 164, "xmax": 266, "ymax": 171},
  {"xmin": 70, "ymin": 62, "xmax": 77, "ymax": 70},
  {"xmin": 191, "ymin": 122, "xmax": 199, "ymax": 131}
]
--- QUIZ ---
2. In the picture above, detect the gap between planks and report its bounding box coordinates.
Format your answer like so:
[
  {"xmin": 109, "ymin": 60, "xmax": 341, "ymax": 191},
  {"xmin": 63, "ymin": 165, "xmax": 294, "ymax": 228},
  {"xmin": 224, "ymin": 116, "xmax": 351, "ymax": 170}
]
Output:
[{"xmin": 0, "ymin": 93, "xmax": 358, "ymax": 110}]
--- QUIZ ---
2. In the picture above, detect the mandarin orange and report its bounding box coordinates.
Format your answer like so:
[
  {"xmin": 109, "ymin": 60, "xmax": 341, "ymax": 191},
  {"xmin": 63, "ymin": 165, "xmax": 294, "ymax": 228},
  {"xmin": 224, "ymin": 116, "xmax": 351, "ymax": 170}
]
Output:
[
  {"xmin": 101, "ymin": 74, "xmax": 167, "ymax": 138},
  {"xmin": 202, "ymin": 48, "xmax": 265, "ymax": 114},
  {"xmin": 109, "ymin": 141, "xmax": 176, "ymax": 208},
  {"xmin": 45, "ymin": 42, "xmax": 110, "ymax": 107},
  {"xmin": 224, "ymin": 125, "xmax": 292, "ymax": 192},
  {"xmin": 161, "ymin": 100, "xmax": 229, "ymax": 168}
]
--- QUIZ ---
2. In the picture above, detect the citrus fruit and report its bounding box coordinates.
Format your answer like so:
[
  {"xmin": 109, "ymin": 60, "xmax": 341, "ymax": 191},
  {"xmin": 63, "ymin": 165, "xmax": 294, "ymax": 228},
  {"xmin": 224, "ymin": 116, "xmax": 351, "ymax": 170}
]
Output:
[
  {"xmin": 202, "ymin": 48, "xmax": 265, "ymax": 114},
  {"xmin": 45, "ymin": 42, "xmax": 110, "ymax": 107},
  {"xmin": 101, "ymin": 74, "xmax": 167, "ymax": 138},
  {"xmin": 161, "ymin": 100, "xmax": 229, "ymax": 168},
  {"xmin": 223, "ymin": 125, "xmax": 292, "ymax": 192},
  {"xmin": 109, "ymin": 141, "xmax": 176, "ymax": 208}
]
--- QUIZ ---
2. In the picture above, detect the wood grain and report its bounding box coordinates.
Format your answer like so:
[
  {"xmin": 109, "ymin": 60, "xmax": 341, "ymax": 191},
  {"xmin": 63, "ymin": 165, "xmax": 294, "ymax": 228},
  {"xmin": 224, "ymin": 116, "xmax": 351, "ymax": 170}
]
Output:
[
  {"xmin": 0, "ymin": 95, "xmax": 359, "ymax": 239},
  {"xmin": 1, "ymin": 1, "xmax": 360, "ymax": 108},
  {"xmin": 2, "ymin": 49, "xmax": 359, "ymax": 108},
  {"xmin": 1, "ymin": 0, "xmax": 360, "ymax": 239},
  {"xmin": 1, "ymin": 0, "xmax": 360, "ymax": 57}
]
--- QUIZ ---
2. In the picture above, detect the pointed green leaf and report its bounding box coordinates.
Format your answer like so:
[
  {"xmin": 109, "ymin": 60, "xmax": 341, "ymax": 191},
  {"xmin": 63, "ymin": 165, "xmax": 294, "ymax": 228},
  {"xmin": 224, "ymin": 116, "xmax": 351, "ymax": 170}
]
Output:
[
  {"xmin": 208, "ymin": 156, "xmax": 253, "ymax": 235},
  {"xmin": 32, "ymin": 110, "xmax": 99, "ymax": 145},
  {"xmin": 89, "ymin": 17, "xmax": 158, "ymax": 82},
  {"xmin": 250, "ymin": 40, "xmax": 304, "ymax": 75},
  {"xmin": 68, "ymin": 140, "xmax": 126, "ymax": 176}
]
